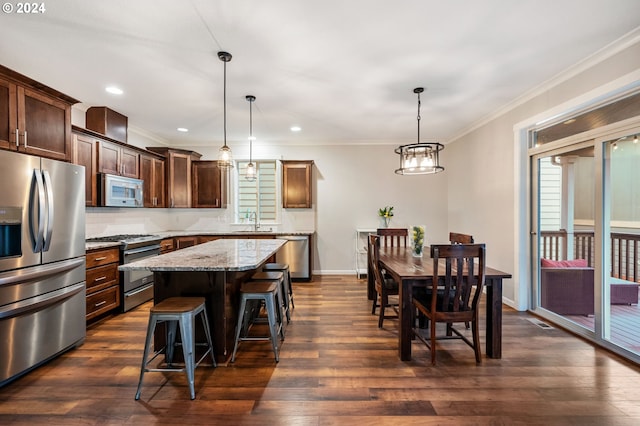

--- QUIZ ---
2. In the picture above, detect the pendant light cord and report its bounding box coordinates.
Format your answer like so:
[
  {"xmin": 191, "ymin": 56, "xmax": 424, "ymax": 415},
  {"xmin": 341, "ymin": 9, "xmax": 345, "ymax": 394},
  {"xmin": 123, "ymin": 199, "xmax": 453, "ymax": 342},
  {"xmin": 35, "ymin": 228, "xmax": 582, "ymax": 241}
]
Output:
[
  {"xmin": 416, "ymin": 91, "xmax": 421, "ymax": 143},
  {"xmin": 249, "ymin": 98, "xmax": 253, "ymax": 160},
  {"xmin": 223, "ymin": 60, "xmax": 228, "ymax": 148}
]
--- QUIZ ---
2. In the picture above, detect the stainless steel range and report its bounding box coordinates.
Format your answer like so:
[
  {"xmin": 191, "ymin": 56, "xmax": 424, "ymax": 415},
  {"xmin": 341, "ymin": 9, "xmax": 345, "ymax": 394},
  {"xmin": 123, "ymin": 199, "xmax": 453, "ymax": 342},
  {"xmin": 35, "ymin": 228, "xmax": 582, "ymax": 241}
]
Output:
[{"xmin": 86, "ymin": 234, "xmax": 161, "ymax": 311}]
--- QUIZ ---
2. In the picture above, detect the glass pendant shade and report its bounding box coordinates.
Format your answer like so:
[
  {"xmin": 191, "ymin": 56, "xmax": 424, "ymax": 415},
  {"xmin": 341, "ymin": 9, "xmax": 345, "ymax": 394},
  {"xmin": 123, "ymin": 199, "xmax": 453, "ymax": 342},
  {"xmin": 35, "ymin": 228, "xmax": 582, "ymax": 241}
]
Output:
[
  {"xmin": 218, "ymin": 145, "xmax": 233, "ymax": 167},
  {"xmin": 395, "ymin": 87, "xmax": 444, "ymax": 175},
  {"xmin": 245, "ymin": 161, "xmax": 256, "ymax": 181}
]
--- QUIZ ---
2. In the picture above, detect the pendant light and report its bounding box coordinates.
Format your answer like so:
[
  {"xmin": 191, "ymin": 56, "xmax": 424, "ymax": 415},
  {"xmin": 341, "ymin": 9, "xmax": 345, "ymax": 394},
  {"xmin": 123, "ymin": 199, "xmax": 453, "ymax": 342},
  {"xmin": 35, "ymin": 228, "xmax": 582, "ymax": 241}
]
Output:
[
  {"xmin": 245, "ymin": 95, "xmax": 257, "ymax": 181},
  {"xmin": 394, "ymin": 87, "xmax": 444, "ymax": 175},
  {"xmin": 217, "ymin": 51, "xmax": 233, "ymax": 169}
]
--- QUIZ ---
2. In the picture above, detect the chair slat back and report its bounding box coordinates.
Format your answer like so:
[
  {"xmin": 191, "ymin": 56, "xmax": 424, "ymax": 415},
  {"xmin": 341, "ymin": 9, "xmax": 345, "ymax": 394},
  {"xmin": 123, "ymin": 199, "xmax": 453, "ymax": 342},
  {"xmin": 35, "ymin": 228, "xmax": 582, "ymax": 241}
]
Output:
[
  {"xmin": 431, "ymin": 244, "xmax": 485, "ymax": 314},
  {"xmin": 377, "ymin": 228, "xmax": 408, "ymax": 247},
  {"xmin": 449, "ymin": 232, "xmax": 474, "ymax": 244},
  {"xmin": 369, "ymin": 234, "xmax": 385, "ymax": 288}
]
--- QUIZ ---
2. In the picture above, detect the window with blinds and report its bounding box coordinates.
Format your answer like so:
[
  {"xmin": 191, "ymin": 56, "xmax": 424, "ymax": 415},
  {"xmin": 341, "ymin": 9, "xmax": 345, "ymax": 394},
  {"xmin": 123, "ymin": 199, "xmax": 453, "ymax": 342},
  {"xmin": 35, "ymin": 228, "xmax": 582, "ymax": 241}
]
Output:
[{"xmin": 237, "ymin": 160, "xmax": 277, "ymax": 222}]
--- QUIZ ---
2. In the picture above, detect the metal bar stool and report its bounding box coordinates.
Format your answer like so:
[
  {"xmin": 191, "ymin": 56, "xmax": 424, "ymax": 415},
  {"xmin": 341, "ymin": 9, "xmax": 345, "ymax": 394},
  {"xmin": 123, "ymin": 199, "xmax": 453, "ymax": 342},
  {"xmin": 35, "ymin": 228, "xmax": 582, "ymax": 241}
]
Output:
[
  {"xmin": 135, "ymin": 297, "xmax": 215, "ymax": 400},
  {"xmin": 252, "ymin": 270, "xmax": 289, "ymax": 328},
  {"xmin": 231, "ymin": 281, "xmax": 281, "ymax": 363},
  {"xmin": 263, "ymin": 262, "xmax": 294, "ymax": 310}
]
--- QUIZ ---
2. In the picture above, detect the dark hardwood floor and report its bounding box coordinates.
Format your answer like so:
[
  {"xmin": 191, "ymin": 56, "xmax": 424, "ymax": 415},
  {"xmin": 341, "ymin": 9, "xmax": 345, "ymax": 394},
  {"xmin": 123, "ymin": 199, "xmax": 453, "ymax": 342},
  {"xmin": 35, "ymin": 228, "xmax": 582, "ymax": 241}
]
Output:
[{"xmin": 1, "ymin": 275, "xmax": 640, "ymax": 425}]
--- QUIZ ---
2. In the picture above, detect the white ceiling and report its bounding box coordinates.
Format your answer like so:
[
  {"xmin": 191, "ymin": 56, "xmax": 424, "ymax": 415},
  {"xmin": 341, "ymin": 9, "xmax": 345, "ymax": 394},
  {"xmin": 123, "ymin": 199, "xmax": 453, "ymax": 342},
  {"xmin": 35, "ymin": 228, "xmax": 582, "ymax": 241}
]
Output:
[{"xmin": 2, "ymin": 0, "xmax": 639, "ymax": 148}]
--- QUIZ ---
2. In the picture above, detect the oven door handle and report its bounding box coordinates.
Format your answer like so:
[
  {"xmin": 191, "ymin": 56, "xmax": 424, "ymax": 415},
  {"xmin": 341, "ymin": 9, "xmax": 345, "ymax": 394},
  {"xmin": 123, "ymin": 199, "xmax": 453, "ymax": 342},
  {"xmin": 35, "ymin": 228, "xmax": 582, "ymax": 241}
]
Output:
[{"xmin": 123, "ymin": 244, "xmax": 161, "ymax": 256}]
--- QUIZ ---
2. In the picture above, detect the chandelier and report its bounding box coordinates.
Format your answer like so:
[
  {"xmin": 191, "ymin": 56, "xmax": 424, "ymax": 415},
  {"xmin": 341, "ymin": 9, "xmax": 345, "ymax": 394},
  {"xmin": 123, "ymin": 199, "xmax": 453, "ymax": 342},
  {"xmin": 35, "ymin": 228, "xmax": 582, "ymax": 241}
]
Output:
[
  {"xmin": 217, "ymin": 51, "xmax": 233, "ymax": 169},
  {"xmin": 394, "ymin": 87, "xmax": 444, "ymax": 175}
]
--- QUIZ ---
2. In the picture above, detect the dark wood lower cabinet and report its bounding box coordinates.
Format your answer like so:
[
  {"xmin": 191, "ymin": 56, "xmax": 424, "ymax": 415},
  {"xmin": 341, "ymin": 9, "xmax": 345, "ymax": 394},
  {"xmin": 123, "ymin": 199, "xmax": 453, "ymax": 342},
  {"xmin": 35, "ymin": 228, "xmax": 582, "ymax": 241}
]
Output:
[{"xmin": 85, "ymin": 247, "xmax": 121, "ymax": 322}]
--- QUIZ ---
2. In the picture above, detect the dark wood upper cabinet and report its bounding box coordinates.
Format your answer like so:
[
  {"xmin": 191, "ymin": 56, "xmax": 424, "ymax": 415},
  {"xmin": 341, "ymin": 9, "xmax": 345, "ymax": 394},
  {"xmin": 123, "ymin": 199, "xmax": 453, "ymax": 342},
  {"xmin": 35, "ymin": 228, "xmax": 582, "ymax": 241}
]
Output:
[
  {"xmin": 72, "ymin": 131, "xmax": 97, "ymax": 206},
  {"xmin": 147, "ymin": 147, "xmax": 201, "ymax": 208},
  {"xmin": 97, "ymin": 139, "xmax": 139, "ymax": 178},
  {"xmin": 0, "ymin": 65, "xmax": 78, "ymax": 161},
  {"xmin": 192, "ymin": 160, "xmax": 227, "ymax": 208},
  {"xmin": 281, "ymin": 160, "xmax": 313, "ymax": 208},
  {"xmin": 140, "ymin": 153, "xmax": 165, "ymax": 208},
  {"xmin": 85, "ymin": 106, "xmax": 128, "ymax": 144}
]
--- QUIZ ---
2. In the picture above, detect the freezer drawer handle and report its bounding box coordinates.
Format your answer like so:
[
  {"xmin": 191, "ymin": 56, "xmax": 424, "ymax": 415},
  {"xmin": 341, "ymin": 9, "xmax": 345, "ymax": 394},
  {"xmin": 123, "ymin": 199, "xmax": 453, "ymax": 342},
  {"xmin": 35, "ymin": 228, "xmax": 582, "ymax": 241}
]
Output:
[
  {"xmin": 0, "ymin": 282, "xmax": 84, "ymax": 320},
  {"xmin": 0, "ymin": 257, "xmax": 85, "ymax": 287}
]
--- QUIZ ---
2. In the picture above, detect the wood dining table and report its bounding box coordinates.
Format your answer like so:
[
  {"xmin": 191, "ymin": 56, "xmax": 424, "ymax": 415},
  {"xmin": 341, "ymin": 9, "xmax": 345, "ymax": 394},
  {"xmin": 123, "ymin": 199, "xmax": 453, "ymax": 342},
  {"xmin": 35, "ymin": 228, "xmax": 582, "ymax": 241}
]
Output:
[{"xmin": 376, "ymin": 246, "xmax": 512, "ymax": 361}]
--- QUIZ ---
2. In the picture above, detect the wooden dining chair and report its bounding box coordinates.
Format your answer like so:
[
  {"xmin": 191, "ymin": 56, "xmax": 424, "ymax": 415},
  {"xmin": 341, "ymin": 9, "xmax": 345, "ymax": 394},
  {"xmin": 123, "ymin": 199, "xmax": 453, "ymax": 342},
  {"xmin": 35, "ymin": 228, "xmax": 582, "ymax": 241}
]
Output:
[
  {"xmin": 449, "ymin": 232, "xmax": 475, "ymax": 329},
  {"xmin": 369, "ymin": 234, "xmax": 399, "ymax": 328},
  {"xmin": 377, "ymin": 228, "xmax": 408, "ymax": 247},
  {"xmin": 449, "ymin": 232, "xmax": 474, "ymax": 244},
  {"xmin": 411, "ymin": 243, "xmax": 486, "ymax": 365}
]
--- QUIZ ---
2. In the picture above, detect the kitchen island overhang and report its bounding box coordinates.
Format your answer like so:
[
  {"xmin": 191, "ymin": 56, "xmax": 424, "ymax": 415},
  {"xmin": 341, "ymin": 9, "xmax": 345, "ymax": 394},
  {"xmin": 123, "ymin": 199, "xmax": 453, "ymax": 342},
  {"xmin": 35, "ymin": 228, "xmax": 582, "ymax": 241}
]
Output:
[{"xmin": 119, "ymin": 238, "xmax": 287, "ymax": 363}]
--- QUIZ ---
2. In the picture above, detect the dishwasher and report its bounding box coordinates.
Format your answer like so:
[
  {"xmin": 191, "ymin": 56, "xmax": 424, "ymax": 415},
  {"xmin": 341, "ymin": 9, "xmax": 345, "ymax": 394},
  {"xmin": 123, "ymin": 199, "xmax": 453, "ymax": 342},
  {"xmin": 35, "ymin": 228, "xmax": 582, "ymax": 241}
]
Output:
[{"xmin": 276, "ymin": 235, "xmax": 311, "ymax": 280}]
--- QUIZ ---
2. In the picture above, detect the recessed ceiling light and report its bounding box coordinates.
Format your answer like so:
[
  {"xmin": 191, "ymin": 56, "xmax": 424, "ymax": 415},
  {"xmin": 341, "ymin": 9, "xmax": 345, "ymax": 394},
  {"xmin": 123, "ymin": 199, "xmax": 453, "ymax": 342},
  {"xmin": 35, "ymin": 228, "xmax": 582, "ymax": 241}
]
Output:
[
  {"xmin": 177, "ymin": 127, "xmax": 189, "ymax": 133},
  {"xmin": 105, "ymin": 86, "xmax": 123, "ymax": 95},
  {"xmin": 290, "ymin": 126, "xmax": 301, "ymax": 132}
]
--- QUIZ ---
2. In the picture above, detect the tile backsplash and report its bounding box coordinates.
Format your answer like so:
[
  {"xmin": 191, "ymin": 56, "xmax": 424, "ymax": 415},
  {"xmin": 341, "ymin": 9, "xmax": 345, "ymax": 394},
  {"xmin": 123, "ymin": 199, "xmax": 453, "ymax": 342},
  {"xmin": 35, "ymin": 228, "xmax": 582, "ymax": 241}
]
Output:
[{"xmin": 86, "ymin": 208, "xmax": 315, "ymax": 238}]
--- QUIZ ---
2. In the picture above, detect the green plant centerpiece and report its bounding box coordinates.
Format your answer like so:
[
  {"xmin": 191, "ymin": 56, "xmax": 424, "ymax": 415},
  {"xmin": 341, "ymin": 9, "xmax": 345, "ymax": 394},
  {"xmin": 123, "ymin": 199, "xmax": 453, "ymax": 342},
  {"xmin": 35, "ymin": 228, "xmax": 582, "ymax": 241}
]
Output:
[
  {"xmin": 378, "ymin": 206, "xmax": 394, "ymax": 227},
  {"xmin": 411, "ymin": 225, "xmax": 425, "ymax": 257}
]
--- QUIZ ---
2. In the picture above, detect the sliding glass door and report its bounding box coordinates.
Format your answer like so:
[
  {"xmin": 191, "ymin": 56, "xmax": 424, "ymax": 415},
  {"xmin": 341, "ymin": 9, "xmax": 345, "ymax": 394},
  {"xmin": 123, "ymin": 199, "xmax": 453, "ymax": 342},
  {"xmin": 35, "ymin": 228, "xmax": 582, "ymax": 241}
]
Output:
[
  {"xmin": 531, "ymin": 123, "xmax": 640, "ymax": 362},
  {"xmin": 532, "ymin": 141, "xmax": 596, "ymax": 333},
  {"xmin": 602, "ymin": 130, "xmax": 640, "ymax": 355}
]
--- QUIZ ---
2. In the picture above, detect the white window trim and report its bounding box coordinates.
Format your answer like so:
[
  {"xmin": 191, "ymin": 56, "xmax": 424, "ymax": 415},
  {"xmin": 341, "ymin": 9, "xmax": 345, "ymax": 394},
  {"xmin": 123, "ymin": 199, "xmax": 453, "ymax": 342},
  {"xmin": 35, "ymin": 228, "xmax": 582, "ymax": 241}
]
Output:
[{"xmin": 232, "ymin": 159, "xmax": 282, "ymax": 226}]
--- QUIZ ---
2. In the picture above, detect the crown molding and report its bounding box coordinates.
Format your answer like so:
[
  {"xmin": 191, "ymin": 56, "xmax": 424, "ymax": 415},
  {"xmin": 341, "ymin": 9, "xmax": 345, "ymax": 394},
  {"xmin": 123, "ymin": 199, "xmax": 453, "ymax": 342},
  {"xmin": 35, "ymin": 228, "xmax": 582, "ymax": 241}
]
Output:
[{"xmin": 449, "ymin": 26, "xmax": 640, "ymax": 144}]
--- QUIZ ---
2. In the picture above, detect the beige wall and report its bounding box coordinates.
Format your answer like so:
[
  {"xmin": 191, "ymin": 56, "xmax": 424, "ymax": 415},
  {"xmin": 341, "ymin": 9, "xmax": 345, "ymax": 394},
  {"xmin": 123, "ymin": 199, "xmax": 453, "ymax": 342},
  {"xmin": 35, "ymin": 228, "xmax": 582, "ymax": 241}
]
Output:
[{"xmin": 446, "ymin": 37, "xmax": 640, "ymax": 307}]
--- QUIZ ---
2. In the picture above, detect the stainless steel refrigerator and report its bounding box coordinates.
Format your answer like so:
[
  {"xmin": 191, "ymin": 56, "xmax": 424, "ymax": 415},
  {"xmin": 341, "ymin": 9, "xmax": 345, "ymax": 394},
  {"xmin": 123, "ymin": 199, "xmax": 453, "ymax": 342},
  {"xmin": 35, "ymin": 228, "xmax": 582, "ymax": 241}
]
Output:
[{"xmin": 0, "ymin": 149, "xmax": 86, "ymax": 386}]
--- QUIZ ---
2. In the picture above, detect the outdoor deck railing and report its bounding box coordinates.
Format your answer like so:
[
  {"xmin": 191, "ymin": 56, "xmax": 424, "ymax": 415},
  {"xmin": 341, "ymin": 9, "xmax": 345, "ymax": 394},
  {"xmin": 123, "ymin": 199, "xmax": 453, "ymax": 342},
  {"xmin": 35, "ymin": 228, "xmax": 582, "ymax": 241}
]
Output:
[{"xmin": 540, "ymin": 230, "xmax": 640, "ymax": 283}]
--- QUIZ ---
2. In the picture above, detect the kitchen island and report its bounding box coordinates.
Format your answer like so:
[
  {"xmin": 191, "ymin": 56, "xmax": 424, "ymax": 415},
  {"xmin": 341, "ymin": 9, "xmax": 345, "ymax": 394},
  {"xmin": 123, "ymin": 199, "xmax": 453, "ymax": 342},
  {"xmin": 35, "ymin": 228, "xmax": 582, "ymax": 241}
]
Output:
[{"xmin": 119, "ymin": 238, "xmax": 287, "ymax": 363}]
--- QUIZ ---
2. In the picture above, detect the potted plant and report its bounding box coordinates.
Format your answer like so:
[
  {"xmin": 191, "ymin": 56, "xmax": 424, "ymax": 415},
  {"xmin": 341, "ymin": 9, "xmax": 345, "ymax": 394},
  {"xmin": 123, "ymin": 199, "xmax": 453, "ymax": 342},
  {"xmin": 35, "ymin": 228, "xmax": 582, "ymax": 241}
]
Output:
[{"xmin": 411, "ymin": 225, "xmax": 425, "ymax": 257}]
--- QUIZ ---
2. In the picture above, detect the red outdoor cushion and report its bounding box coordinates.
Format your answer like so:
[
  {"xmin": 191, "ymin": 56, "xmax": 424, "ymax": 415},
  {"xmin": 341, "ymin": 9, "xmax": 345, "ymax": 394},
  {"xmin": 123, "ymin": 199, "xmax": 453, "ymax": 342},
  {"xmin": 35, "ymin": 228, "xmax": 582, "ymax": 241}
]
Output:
[{"xmin": 541, "ymin": 258, "xmax": 588, "ymax": 268}]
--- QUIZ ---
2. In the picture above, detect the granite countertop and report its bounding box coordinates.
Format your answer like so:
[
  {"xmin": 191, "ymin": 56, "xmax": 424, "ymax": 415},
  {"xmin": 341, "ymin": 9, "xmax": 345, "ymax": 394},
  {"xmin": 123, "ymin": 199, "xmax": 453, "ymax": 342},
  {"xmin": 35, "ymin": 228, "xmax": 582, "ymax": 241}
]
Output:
[
  {"xmin": 156, "ymin": 230, "xmax": 314, "ymax": 238},
  {"xmin": 85, "ymin": 231, "xmax": 313, "ymax": 251},
  {"xmin": 118, "ymin": 238, "xmax": 287, "ymax": 272},
  {"xmin": 86, "ymin": 241, "xmax": 122, "ymax": 251}
]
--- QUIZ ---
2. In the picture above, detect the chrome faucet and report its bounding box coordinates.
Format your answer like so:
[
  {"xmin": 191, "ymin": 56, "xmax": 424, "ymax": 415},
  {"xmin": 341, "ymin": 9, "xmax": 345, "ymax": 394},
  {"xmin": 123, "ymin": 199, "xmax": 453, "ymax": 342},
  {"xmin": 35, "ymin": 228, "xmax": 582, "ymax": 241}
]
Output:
[{"xmin": 248, "ymin": 211, "xmax": 260, "ymax": 231}]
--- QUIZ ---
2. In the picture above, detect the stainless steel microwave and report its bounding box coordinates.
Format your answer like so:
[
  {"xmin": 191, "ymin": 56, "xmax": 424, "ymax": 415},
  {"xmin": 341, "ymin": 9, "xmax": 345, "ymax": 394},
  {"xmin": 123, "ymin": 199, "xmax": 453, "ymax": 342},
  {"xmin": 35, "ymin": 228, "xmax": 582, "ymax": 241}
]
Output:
[{"xmin": 99, "ymin": 174, "xmax": 144, "ymax": 207}]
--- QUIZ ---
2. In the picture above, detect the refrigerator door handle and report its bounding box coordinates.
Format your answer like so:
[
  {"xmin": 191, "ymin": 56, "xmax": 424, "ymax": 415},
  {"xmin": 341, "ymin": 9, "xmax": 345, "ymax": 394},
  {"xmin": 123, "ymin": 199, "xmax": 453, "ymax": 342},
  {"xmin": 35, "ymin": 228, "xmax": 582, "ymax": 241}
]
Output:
[
  {"xmin": 42, "ymin": 170, "xmax": 55, "ymax": 252},
  {"xmin": 31, "ymin": 168, "xmax": 46, "ymax": 252}
]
